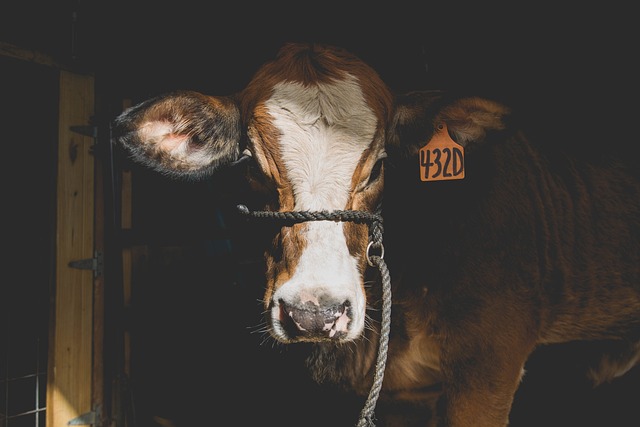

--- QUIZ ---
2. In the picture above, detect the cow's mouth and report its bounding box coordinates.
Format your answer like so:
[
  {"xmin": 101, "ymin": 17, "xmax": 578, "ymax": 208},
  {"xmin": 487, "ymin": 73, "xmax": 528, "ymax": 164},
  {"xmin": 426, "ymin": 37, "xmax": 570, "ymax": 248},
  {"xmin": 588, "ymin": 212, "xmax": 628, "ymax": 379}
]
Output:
[{"xmin": 275, "ymin": 299, "xmax": 352, "ymax": 342}]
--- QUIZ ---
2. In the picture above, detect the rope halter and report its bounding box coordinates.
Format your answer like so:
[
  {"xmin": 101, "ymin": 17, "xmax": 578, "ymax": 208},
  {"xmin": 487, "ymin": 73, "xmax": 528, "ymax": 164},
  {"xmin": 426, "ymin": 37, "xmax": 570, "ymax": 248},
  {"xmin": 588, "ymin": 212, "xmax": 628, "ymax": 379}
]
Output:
[{"xmin": 236, "ymin": 204, "xmax": 392, "ymax": 427}]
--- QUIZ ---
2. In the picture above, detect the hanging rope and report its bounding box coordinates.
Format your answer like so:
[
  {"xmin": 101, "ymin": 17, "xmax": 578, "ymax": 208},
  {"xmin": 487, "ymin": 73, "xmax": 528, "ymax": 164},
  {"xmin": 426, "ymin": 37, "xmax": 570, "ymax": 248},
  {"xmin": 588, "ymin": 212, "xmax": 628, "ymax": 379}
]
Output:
[{"xmin": 236, "ymin": 204, "xmax": 392, "ymax": 427}]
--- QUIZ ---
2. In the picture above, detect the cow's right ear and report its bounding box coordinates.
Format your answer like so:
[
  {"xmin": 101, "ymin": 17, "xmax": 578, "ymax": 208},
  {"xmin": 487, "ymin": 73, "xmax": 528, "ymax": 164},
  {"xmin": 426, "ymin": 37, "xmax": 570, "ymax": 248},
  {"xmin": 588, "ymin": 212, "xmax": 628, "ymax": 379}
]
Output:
[
  {"xmin": 113, "ymin": 90, "xmax": 242, "ymax": 180},
  {"xmin": 389, "ymin": 90, "xmax": 511, "ymax": 157}
]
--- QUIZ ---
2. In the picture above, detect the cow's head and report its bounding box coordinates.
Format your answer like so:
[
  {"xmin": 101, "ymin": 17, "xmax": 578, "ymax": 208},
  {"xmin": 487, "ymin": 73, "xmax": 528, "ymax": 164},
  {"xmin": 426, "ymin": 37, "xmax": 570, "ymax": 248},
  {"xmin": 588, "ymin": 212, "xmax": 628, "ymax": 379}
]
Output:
[{"xmin": 114, "ymin": 42, "xmax": 509, "ymax": 344}]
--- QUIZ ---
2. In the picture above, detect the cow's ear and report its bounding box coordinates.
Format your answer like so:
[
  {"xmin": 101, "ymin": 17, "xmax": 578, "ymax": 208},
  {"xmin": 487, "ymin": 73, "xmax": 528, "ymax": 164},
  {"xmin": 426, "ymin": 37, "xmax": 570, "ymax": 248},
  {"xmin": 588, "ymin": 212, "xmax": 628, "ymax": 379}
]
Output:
[
  {"xmin": 390, "ymin": 91, "xmax": 510, "ymax": 155},
  {"xmin": 113, "ymin": 90, "xmax": 242, "ymax": 180},
  {"xmin": 434, "ymin": 96, "xmax": 511, "ymax": 148}
]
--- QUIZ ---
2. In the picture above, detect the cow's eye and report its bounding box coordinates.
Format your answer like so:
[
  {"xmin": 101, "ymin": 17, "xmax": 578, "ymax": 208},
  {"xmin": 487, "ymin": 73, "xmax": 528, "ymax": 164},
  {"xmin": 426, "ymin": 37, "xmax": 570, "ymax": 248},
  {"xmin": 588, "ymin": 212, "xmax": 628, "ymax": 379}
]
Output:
[
  {"xmin": 232, "ymin": 150, "xmax": 260, "ymax": 178},
  {"xmin": 367, "ymin": 158, "xmax": 384, "ymax": 187},
  {"xmin": 246, "ymin": 157, "xmax": 262, "ymax": 178},
  {"xmin": 243, "ymin": 156, "xmax": 277, "ymax": 198}
]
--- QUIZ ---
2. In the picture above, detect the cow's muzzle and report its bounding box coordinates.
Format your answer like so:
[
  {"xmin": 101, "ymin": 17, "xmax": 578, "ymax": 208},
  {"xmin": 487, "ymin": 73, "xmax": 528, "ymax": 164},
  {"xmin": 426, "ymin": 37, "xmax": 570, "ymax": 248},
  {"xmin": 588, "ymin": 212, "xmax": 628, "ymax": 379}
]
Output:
[{"xmin": 278, "ymin": 299, "xmax": 351, "ymax": 340}]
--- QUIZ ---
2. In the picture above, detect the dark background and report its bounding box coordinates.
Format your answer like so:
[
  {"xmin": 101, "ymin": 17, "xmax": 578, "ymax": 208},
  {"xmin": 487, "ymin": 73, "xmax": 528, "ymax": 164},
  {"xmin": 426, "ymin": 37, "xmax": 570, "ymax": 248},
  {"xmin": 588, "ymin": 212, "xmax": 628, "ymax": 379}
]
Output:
[
  {"xmin": 2, "ymin": 2, "xmax": 639, "ymax": 426},
  {"xmin": 3, "ymin": 2, "xmax": 638, "ymax": 123}
]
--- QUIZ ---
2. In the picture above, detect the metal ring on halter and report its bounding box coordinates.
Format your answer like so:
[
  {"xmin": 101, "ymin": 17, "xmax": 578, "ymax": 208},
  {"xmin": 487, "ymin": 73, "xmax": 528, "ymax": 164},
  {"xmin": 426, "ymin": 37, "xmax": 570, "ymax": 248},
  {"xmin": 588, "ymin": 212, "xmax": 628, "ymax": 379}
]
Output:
[{"xmin": 366, "ymin": 241, "xmax": 385, "ymax": 267}]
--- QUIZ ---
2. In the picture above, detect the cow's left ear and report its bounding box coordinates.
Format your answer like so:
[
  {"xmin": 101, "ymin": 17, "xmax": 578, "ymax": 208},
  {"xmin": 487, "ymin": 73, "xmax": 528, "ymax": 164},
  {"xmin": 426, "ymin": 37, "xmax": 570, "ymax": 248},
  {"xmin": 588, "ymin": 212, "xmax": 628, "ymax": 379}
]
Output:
[
  {"xmin": 390, "ymin": 91, "xmax": 511, "ymax": 155},
  {"xmin": 113, "ymin": 90, "xmax": 242, "ymax": 180}
]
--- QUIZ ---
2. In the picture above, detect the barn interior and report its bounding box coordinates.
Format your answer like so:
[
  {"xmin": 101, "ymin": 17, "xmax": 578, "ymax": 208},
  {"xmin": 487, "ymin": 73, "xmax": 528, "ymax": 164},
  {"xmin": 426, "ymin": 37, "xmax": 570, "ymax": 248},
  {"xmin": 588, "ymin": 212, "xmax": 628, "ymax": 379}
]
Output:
[{"xmin": 1, "ymin": 2, "xmax": 639, "ymax": 427}]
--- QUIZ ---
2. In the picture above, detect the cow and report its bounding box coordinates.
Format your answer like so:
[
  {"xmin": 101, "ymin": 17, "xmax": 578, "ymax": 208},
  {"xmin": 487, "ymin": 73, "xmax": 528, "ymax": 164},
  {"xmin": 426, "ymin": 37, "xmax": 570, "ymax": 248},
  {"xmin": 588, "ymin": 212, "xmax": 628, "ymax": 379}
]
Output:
[{"xmin": 113, "ymin": 42, "xmax": 640, "ymax": 426}]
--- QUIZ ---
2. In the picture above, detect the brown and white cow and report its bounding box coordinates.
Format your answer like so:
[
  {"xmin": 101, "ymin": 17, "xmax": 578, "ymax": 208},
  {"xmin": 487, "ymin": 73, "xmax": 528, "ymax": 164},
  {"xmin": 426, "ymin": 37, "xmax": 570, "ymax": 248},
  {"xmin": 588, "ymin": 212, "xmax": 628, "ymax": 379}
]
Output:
[{"xmin": 113, "ymin": 42, "xmax": 640, "ymax": 426}]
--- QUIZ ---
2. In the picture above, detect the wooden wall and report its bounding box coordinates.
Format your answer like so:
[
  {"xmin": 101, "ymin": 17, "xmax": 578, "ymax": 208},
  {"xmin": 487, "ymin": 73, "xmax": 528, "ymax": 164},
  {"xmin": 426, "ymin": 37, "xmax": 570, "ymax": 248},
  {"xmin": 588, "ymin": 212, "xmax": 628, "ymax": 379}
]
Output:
[{"xmin": 0, "ymin": 41, "xmax": 98, "ymax": 427}]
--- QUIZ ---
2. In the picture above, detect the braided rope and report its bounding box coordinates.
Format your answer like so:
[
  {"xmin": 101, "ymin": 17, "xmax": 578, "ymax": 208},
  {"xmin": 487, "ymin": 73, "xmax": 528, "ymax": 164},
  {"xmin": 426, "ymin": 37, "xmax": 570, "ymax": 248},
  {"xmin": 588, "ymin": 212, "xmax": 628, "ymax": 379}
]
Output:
[
  {"xmin": 356, "ymin": 254, "xmax": 391, "ymax": 427},
  {"xmin": 236, "ymin": 204, "xmax": 391, "ymax": 426}
]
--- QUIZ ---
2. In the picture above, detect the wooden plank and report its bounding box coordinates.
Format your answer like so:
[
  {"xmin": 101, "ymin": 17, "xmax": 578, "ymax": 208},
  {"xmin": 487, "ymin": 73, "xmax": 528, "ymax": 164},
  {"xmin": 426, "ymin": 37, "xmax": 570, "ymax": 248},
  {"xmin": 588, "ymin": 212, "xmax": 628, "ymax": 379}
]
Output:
[
  {"xmin": 92, "ymin": 124, "xmax": 106, "ymax": 425},
  {"xmin": 47, "ymin": 69, "xmax": 95, "ymax": 427},
  {"xmin": 0, "ymin": 41, "xmax": 69, "ymax": 69},
  {"xmin": 121, "ymin": 168, "xmax": 132, "ymax": 378},
  {"xmin": 121, "ymin": 99, "xmax": 133, "ymax": 380}
]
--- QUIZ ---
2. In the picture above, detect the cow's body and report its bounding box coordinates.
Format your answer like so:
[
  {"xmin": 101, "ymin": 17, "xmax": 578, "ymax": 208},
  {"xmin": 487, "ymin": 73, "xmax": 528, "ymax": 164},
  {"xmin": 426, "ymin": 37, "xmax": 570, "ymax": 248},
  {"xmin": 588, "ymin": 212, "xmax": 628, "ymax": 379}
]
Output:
[{"xmin": 114, "ymin": 43, "xmax": 640, "ymax": 426}]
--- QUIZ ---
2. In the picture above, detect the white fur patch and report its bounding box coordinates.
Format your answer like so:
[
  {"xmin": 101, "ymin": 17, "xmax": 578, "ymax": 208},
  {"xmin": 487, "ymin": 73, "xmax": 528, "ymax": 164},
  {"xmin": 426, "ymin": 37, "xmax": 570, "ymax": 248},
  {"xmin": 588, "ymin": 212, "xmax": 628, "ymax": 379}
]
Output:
[{"xmin": 266, "ymin": 75, "xmax": 377, "ymax": 339}]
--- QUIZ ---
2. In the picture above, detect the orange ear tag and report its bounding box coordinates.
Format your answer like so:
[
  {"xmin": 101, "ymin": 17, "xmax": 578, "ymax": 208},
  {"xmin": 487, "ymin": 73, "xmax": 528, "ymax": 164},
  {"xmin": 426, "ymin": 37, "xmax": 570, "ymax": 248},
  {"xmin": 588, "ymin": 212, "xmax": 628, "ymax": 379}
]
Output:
[{"xmin": 419, "ymin": 123, "xmax": 465, "ymax": 181}]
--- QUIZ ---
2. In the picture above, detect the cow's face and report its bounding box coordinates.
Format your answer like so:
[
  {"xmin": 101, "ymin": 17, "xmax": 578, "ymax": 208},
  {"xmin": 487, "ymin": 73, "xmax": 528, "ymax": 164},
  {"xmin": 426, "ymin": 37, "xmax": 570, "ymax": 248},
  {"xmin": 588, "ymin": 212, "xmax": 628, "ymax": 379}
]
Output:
[
  {"xmin": 242, "ymin": 75, "xmax": 390, "ymax": 342},
  {"xmin": 115, "ymin": 43, "xmax": 394, "ymax": 343}
]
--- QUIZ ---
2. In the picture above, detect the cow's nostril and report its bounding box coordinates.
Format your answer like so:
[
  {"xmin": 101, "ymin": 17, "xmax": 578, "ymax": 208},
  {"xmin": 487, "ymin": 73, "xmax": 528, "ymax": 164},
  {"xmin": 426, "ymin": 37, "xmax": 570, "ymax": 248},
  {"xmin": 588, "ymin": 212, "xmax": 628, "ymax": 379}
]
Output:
[{"xmin": 279, "ymin": 299, "xmax": 351, "ymax": 340}]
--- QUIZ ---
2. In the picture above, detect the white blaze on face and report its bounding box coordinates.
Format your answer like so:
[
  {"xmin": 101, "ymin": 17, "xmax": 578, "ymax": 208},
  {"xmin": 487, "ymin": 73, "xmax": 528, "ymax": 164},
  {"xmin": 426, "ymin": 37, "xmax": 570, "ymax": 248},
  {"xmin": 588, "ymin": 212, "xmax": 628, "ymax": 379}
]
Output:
[{"xmin": 266, "ymin": 75, "xmax": 377, "ymax": 340}]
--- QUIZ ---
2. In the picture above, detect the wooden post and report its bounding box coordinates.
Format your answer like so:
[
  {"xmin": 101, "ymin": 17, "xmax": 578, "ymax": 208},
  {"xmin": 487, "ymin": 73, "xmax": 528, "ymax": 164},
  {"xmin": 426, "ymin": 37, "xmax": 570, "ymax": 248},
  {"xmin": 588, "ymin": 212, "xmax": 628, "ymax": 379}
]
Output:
[
  {"xmin": 120, "ymin": 100, "xmax": 133, "ymax": 382},
  {"xmin": 47, "ymin": 69, "xmax": 95, "ymax": 427}
]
